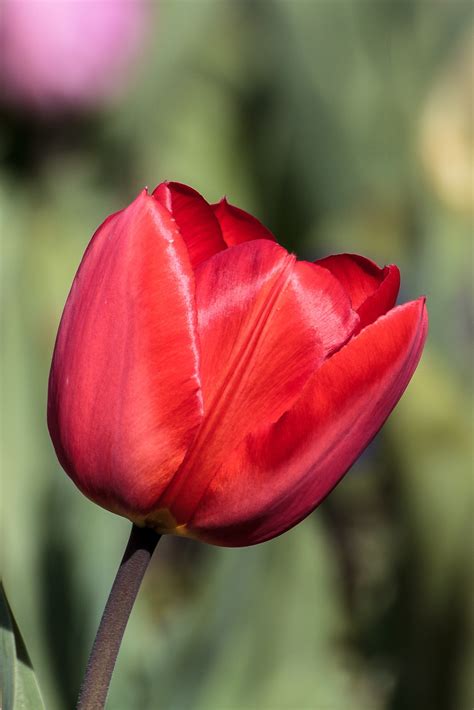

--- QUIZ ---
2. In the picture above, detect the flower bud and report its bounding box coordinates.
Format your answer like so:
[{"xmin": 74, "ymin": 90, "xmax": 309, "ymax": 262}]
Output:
[{"xmin": 48, "ymin": 182, "xmax": 428, "ymax": 546}]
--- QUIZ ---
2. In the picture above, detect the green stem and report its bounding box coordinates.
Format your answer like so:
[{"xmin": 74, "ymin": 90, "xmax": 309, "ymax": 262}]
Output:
[{"xmin": 76, "ymin": 524, "xmax": 161, "ymax": 710}]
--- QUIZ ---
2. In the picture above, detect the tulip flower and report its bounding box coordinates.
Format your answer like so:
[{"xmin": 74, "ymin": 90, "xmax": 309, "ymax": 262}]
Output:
[
  {"xmin": 48, "ymin": 182, "xmax": 428, "ymax": 709},
  {"xmin": 48, "ymin": 181, "xmax": 428, "ymax": 547}
]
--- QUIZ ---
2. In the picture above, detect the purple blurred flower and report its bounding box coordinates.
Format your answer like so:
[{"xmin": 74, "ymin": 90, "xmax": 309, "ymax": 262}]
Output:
[{"xmin": 0, "ymin": 0, "xmax": 148, "ymax": 112}]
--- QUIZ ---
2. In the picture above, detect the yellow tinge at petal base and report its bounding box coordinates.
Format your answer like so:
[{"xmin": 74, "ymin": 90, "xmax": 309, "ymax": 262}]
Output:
[{"xmin": 139, "ymin": 508, "xmax": 193, "ymax": 538}]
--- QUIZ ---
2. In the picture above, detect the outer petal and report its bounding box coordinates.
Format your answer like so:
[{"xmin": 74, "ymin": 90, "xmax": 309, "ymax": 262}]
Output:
[
  {"xmin": 317, "ymin": 253, "xmax": 400, "ymax": 330},
  {"xmin": 211, "ymin": 197, "xmax": 276, "ymax": 246},
  {"xmin": 47, "ymin": 191, "xmax": 203, "ymax": 517},
  {"xmin": 157, "ymin": 241, "xmax": 358, "ymax": 524},
  {"xmin": 187, "ymin": 298, "xmax": 428, "ymax": 546},
  {"xmin": 153, "ymin": 181, "xmax": 227, "ymax": 268}
]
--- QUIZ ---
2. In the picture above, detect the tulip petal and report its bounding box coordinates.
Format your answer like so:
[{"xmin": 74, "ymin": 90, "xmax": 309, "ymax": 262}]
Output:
[
  {"xmin": 188, "ymin": 297, "xmax": 428, "ymax": 546},
  {"xmin": 211, "ymin": 197, "xmax": 276, "ymax": 246},
  {"xmin": 317, "ymin": 254, "xmax": 400, "ymax": 330},
  {"xmin": 153, "ymin": 181, "xmax": 227, "ymax": 268},
  {"xmin": 48, "ymin": 191, "xmax": 203, "ymax": 517},
  {"xmin": 159, "ymin": 240, "xmax": 358, "ymax": 522}
]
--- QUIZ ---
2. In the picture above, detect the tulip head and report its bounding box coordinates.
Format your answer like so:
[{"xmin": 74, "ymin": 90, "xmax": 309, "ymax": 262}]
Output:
[{"xmin": 48, "ymin": 182, "xmax": 427, "ymax": 546}]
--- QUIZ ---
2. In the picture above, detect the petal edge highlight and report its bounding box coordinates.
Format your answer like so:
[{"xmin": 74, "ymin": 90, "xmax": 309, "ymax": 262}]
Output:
[{"xmin": 48, "ymin": 192, "xmax": 203, "ymax": 517}]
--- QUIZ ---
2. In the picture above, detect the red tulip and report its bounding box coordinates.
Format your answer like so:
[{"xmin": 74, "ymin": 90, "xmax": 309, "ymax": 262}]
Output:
[{"xmin": 48, "ymin": 182, "xmax": 428, "ymax": 546}]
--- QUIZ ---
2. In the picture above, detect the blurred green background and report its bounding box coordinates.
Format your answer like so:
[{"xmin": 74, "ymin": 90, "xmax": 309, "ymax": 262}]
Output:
[{"xmin": 1, "ymin": 1, "xmax": 473, "ymax": 709}]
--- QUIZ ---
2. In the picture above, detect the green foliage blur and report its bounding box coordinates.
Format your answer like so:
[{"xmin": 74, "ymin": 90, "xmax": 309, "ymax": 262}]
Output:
[{"xmin": 1, "ymin": 2, "xmax": 472, "ymax": 709}]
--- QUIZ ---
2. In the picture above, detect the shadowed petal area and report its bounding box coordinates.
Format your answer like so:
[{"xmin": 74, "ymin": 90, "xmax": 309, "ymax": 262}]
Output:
[
  {"xmin": 317, "ymin": 254, "xmax": 400, "ymax": 330},
  {"xmin": 153, "ymin": 181, "xmax": 227, "ymax": 268},
  {"xmin": 159, "ymin": 240, "xmax": 357, "ymax": 521},
  {"xmin": 187, "ymin": 298, "xmax": 428, "ymax": 546},
  {"xmin": 48, "ymin": 191, "xmax": 203, "ymax": 516},
  {"xmin": 211, "ymin": 197, "xmax": 276, "ymax": 246}
]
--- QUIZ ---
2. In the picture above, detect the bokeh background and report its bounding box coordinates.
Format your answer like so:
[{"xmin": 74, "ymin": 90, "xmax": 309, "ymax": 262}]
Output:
[{"xmin": 1, "ymin": 1, "xmax": 473, "ymax": 709}]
